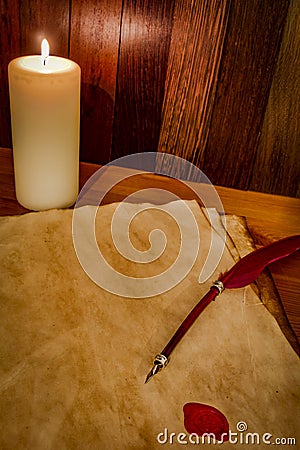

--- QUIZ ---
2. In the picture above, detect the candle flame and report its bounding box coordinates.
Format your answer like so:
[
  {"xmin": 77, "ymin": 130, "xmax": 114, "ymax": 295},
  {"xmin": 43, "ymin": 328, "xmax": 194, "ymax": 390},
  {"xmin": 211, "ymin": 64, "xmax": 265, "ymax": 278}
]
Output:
[{"xmin": 41, "ymin": 38, "xmax": 49, "ymax": 66}]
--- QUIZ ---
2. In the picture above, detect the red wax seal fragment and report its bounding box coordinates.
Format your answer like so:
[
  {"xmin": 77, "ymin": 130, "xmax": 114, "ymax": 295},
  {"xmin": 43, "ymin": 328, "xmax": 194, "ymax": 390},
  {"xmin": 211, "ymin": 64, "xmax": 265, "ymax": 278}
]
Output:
[{"xmin": 183, "ymin": 403, "xmax": 229, "ymax": 442}]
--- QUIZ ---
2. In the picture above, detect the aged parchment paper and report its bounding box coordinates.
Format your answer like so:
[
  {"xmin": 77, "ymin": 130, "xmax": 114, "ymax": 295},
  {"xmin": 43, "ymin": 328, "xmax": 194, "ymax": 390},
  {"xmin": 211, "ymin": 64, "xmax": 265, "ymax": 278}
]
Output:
[{"xmin": 0, "ymin": 201, "xmax": 299, "ymax": 449}]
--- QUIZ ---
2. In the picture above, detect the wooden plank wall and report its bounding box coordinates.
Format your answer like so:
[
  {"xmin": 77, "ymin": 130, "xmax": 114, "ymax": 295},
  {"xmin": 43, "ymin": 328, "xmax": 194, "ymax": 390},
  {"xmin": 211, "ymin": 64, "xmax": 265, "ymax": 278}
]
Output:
[
  {"xmin": 0, "ymin": 0, "xmax": 298, "ymax": 197},
  {"xmin": 156, "ymin": 0, "xmax": 230, "ymax": 179},
  {"xmin": 111, "ymin": 0, "xmax": 175, "ymax": 161},
  {"xmin": 250, "ymin": 0, "xmax": 300, "ymax": 198},
  {"xmin": 70, "ymin": 0, "xmax": 122, "ymax": 163}
]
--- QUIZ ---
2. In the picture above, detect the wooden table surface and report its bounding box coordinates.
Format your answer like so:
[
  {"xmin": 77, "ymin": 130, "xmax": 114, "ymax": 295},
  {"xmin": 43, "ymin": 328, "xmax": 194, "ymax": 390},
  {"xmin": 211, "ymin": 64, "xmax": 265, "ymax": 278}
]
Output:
[{"xmin": 0, "ymin": 147, "xmax": 299, "ymax": 342}]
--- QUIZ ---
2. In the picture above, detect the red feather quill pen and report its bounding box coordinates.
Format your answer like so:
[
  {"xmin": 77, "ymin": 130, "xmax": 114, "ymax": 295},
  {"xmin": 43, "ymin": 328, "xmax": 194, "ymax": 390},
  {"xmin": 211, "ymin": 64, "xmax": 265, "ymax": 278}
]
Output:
[{"xmin": 145, "ymin": 235, "xmax": 300, "ymax": 383}]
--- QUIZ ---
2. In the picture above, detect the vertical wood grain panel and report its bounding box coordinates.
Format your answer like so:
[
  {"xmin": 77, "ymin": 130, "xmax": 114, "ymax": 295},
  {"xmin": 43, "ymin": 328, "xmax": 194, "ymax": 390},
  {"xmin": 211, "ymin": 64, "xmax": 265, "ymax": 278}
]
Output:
[
  {"xmin": 111, "ymin": 0, "xmax": 175, "ymax": 160},
  {"xmin": 0, "ymin": 0, "xmax": 20, "ymax": 148},
  {"xmin": 19, "ymin": 0, "xmax": 69, "ymax": 56},
  {"xmin": 250, "ymin": 0, "xmax": 300, "ymax": 198},
  {"xmin": 202, "ymin": 0, "xmax": 290, "ymax": 190},
  {"xmin": 1, "ymin": 0, "xmax": 297, "ymax": 197},
  {"xmin": 70, "ymin": 0, "xmax": 122, "ymax": 163},
  {"xmin": 157, "ymin": 0, "xmax": 230, "ymax": 180}
]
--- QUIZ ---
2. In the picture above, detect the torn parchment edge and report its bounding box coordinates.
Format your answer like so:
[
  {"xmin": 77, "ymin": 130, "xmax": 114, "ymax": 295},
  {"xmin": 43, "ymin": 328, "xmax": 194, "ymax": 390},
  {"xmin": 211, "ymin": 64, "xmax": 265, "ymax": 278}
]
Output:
[{"xmin": 225, "ymin": 213, "xmax": 300, "ymax": 357}]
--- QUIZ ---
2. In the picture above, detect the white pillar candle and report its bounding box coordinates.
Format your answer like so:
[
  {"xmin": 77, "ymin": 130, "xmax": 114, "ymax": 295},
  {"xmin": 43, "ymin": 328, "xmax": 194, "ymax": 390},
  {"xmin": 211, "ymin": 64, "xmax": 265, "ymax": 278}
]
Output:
[{"xmin": 8, "ymin": 39, "xmax": 81, "ymax": 211}]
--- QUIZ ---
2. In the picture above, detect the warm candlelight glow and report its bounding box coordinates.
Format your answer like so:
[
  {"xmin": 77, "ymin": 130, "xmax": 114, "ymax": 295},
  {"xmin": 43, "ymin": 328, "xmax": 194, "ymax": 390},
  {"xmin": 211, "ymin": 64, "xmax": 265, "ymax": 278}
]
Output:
[
  {"xmin": 41, "ymin": 38, "xmax": 49, "ymax": 66},
  {"xmin": 8, "ymin": 39, "xmax": 81, "ymax": 210}
]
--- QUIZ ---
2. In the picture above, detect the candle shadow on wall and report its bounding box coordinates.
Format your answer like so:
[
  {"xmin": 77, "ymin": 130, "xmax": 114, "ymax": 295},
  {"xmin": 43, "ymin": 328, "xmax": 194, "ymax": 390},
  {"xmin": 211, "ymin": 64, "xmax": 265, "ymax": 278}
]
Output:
[{"xmin": 80, "ymin": 83, "xmax": 114, "ymax": 165}]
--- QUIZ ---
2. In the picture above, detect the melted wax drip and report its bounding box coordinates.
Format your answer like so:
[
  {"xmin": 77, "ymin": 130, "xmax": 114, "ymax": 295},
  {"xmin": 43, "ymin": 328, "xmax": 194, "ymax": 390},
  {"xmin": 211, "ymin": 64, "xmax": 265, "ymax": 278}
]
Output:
[{"xmin": 183, "ymin": 403, "xmax": 229, "ymax": 442}]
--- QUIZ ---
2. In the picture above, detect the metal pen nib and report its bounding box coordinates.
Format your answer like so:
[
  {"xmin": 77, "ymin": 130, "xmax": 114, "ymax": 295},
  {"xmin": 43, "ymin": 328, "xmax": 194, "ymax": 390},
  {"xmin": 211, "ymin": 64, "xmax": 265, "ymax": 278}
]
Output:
[
  {"xmin": 145, "ymin": 354, "xmax": 168, "ymax": 383},
  {"xmin": 145, "ymin": 364, "xmax": 160, "ymax": 384}
]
